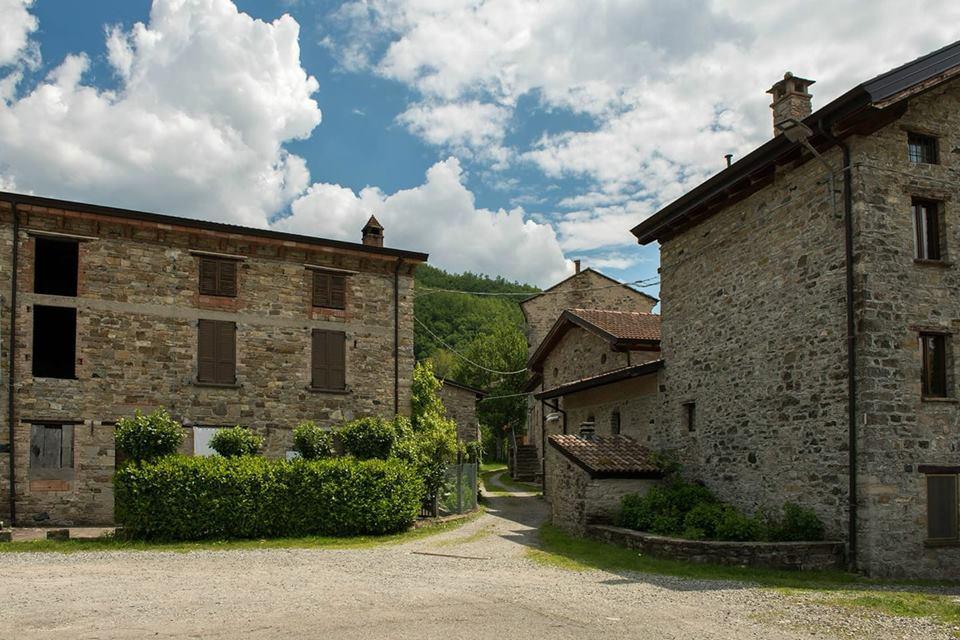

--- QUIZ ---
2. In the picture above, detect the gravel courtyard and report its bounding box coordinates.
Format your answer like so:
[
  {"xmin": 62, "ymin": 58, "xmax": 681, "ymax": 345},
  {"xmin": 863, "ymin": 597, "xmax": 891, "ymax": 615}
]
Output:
[{"xmin": 1, "ymin": 480, "xmax": 953, "ymax": 639}]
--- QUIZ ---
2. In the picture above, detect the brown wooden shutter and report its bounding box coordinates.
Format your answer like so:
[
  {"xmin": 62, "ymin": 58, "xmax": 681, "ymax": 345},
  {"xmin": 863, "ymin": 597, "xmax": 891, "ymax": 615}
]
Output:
[
  {"xmin": 197, "ymin": 319, "xmax": 217, "ymax": 382},
  {"xmin": 313, "ymin": 272, "xmax": 330, "ymax": 307},
  {"xmin": 312, "ymin": 329, "xmax": 346, "ymax": 389},
  {"xmin": 330, "ymin": 275, "xmax": 346, "ymax": 309},
  {"xmin": 218, "ymin": 260, "xmax": 237, "ymax": 297},
  {"xmin": 199, "ymin": 258, "xmax": 218, "ymax": 295},
  {"xmin": 311, "ymin": 329, "xmax": 325, "ymax": 388},
  {"xmin": 215, "ymin": 322, "xmax": 236, "ymax": 384},
  {"xmin": 928, "ymin": 475, "xmax": 959, "ymax": 540}
]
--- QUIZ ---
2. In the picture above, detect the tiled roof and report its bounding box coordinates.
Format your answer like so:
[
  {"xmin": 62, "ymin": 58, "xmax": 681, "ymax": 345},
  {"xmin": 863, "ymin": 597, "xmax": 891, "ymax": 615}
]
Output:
[
  {"xmin": 568, "ymin": 309, "xmax": 661, "ymax": 342},
  {"xmin": 535, "ymin": 360, "xmax": 663, "ymax": 400},
  {"xmin": 548, "ymin": 434, "xmax": 663, "ymax": 478}
]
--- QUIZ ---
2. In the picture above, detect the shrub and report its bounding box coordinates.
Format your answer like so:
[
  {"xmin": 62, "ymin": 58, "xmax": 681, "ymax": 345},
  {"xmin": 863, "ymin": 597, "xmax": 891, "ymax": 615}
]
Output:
[
  {"xmin": 338, "ymin": 417, "xmax": 398, "ymax": 460},
  {"xmin": 114, "ymin": 409, "xmax": 184, "ymax": 464},
  {"xmin": 209, "ymin": 426, "xmax": 263, "ymax": 458},
  {"xmin": 114, "ymin": 455, "xmax": 424, "ymax": 540},
  {"xmin": 618, "ymin": 480, "xmax": 718, "ymax": 533},
  {"xmin": 769, "ymin": 503, "xmax": 825, "ymax": 541},
  {"xmin": 292, "ymin": 421, "xmax": 334, "ymax": 460},
  {"xmin": 683, "ymin": 502, "xmax": 726, "ymax": 539},
  {"xmin": 714, "ymin": 506, "xmax": 766, "ymax": 541}
]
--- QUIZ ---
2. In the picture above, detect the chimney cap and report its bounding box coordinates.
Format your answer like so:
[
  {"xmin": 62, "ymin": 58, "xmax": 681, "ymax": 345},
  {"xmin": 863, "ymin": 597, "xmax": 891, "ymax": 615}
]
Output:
[
  {"xmin": 362, "ymin": 214, "xmax": 384, "ymax": 231},
  {"xmin": 767, "ymin": 72, "xmax": 816, "ymax": 99}
]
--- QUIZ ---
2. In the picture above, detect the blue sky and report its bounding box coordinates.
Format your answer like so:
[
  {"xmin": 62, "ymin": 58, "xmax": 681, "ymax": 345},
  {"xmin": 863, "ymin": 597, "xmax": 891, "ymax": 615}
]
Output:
[{"xmin": 1, "ymin": 0, "xmax": 958, "ymax": 291}]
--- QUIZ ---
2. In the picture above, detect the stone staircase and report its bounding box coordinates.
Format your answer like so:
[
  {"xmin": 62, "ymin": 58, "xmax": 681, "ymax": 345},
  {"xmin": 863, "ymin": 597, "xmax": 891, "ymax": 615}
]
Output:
[{"xmin": 511, "ymin": 444, "xmax": 540, "ymax": 482}]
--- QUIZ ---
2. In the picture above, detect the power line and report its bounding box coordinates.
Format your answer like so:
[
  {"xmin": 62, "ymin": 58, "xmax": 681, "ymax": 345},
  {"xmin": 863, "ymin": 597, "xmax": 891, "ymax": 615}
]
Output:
[
  {"xmin": 414, "ymin": 316, "xmax": 528, "ymax": 376},
  {"xmin": 414, "ymin": 276, "xmax": 661, "ymax": 299},
  {"xmin": 477, "ymin": 391, "xmax": 531, "ymax": 402}
]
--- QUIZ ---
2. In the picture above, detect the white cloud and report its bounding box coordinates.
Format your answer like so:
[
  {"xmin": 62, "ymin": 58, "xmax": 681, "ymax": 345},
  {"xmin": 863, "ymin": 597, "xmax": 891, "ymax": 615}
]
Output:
[
  {"xmin": 397, "ymin": 100, "xmax": 511, "ymax": 166},
  {"xmin": 572, "ymin": 252, "xmax": 648, "ymax": 271},
  {"xmin": 275, "ymin": 157, "xmax": 572, "ymax": 286},
  {"xmin": 0, "ymin": 0, "xmax": 38, "ymax": 67},
  {"xmin": 0, "ymin": 0, "xmax": 320, "ymax": 227}
]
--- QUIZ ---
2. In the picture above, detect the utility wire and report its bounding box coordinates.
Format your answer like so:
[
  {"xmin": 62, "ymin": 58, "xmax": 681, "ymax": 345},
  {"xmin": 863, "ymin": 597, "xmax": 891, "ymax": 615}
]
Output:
[
  {"xmin": 414, "ymin": 276, "xmax": 661, "ymax": 299},
  {"xmin": 414, "ymin": 316, "xmax": 529, "ymax": 376}
]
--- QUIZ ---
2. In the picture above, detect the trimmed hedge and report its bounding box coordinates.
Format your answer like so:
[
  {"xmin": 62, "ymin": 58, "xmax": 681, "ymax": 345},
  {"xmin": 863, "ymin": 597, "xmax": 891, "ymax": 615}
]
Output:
[
  {"xmin": 209, "ymin": 426, "xmax": 263, "ymax": 458},
  {"xmin": 115, "ymin": 455, "xmax": 424, "ymax": 540},
  {"xmin": 115, "ymin": 409, "xmax": 184, "ymax": 464},
  {"xmin": 338, "ymin": 417, "xmax": 399, "ymax": 460}
]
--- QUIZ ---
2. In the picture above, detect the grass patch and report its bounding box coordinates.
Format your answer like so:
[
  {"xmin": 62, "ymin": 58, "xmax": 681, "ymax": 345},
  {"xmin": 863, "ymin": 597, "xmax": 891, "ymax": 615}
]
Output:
[
  {"xmin": 481, "ymin": 468, "xmax": 540, "ymax": 494},
  {"xmin": 0, "ymin": 511, "xmax": 481, "ymax": 555},
  {"xmin": 531, "ymin": 524, "xmax": 960, "ymax": 632},
  {"xmin": 480, "ymin": 462, "xmax": 507, "ymax": 474}
]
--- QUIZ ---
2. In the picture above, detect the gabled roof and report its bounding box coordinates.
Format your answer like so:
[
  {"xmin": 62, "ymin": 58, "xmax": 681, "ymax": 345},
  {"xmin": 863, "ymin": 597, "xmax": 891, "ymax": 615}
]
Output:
[
  {"xmin": 632, "ymin": 39, "xmax": 960, "ymax": 245},
  {"xmin": 535, "ymin": 360, "xmax": 663, "ymax": 400},
  {"xmin": 520, "ymin": 267, "xmax": 658, "ymax": 306},
  {"xmin": 548, "ymin": 434, "xmax": 663, "ymax": 479},
  {"xmin": 528, "ymin": 308, "xmax": 661, "ymax": 371},
  {"xmin": 439, "ymin": 378, "xmax": 486, "ymax": 398}
]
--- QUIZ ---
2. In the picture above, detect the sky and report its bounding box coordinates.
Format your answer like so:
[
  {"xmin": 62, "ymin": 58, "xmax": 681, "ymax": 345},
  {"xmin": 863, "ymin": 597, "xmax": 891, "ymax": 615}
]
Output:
[{"xmin": 0, "ymin": 1, "xmax": 958, "ymax": 293}]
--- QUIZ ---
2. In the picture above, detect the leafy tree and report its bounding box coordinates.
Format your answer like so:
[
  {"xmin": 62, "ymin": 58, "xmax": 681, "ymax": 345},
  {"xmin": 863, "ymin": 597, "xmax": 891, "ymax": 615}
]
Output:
[
  {"xmin": 408, "ymin": 360, "xmax": 458, "ymax": 505},
  {"xmin": 454, "ymin": 324, "xmax": 528, "ymax": 437}
]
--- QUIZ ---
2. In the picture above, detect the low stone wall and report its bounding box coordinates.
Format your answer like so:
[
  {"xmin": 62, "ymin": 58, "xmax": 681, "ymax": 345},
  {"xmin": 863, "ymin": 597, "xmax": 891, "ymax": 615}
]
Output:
[{"xmin": 588, "ymin": 524, "xmax": 845, "ymax": 571}]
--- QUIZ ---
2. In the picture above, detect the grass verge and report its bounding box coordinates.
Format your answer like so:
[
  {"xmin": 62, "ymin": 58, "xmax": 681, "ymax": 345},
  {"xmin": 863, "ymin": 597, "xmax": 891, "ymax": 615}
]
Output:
[
  {"xmin": 530, "ymin": 524, "xmax": 960, "ymax": 633},
  {"xmin": 0, "ymin": 510, "xmax": 483, "ymax": 555},
  {"xmin": 481, "ymin": 468, "xmax": 540, "ymax": 495}
]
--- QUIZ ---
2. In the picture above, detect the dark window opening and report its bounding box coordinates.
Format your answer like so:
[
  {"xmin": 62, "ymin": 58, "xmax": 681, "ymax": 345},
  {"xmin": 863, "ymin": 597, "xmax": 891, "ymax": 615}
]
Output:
[
  {"xmin": 610, "ymin": 409, "xmax": 621, "ymax": 436},
  {"xmin": 29, "ymin": 423, "xmax": 74, "ymax": 477},
  {"xmin": 197, "ymin": 319, "xmax": 236, "ymax": 384},
  {"xmin": 34, "ymin": 237, "xmax": 79, "ymax": 296},
  {"xmin": 198, "ymin": 257, "xmax": 238, "ymax": 297},
  {"xmin": 312, "ymin": 329, "xmax": 346, "ymax": 390},
  {"xmin": 913, "ymin": 199, "xmax": 942, "ymax": 261},
  {"xmin": 312, "ymin": 271, "xmax": 346, "ymax": 309},
  {"xmin": 927, "ymin": 474, "xmax": 958, "ymax": 541},
  {"xmin": 920, "ymin": 333, "xmax": 948, "ymax": 398},
  {"xmin": 908, "ymin": 132, "xmax": 939, "ymax": 165},
  {"xmin": 683, "ymin": 402, "xmax": 696, "ymax": 432},
  {"xmin": 32, "ymin": 305, "xmax": 77, "ymax": 379}
]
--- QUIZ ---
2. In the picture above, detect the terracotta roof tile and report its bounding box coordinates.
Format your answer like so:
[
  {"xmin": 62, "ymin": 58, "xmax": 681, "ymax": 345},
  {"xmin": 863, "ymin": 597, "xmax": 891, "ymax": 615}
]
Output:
[
  {"xmin": 548, "ymin": 434, "xmax": 662, "ymax": 478},
  {"xmin": 568, "ymin": 309, "xmax": 661, "ymax": 342}
]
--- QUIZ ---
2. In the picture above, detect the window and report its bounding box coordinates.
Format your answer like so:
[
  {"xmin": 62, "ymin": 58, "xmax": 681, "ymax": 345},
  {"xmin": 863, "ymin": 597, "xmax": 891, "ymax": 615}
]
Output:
[
  {"xmin": 683, "ymin": 402, "xmax": 696, "ymax": 432},
  {"xmin": 908, "ymin": 132, "xmax": 938, "ymax": 165},
  {"xmin": 32, "ymin": 305, "xmax": 77, "ymax": 379},
  {"xmin": 197, "ymin": 320, "xmax": 236, "ymax": 384},
  {"xmin": 913, "ymin": 199, "xmax": 942, "ymax": 261},
  {"xmin": 927, "ymin": 474, "xmax": 958, "ymax": 542},
  {"xmin": 29, "ymin": 424, "xmax": 74, "ymax": 478},
  {"xmin": 311, "ymin": 329, "xmax": 346, "ymax": 390},
  {"xmin": 34, "ymin": 237, "xmax": 78, "ymax": 296},
  {"xmin": 610, "ymin": 409, "xmax": 621, "ymax": 436},
  {"xmin": 920, "ymin": 333, "xmax": 948, "ymax": 398},
  {"xmin": 312, "ymin": 271, "xmax": 346, "ymax": 309},
  {"xmin": 193, "ymin": 426, "xmax": 221, "ymax": 456},
  {"xmin": 198, "ymin": 257, "xmax": 237, "ymax": 297}
]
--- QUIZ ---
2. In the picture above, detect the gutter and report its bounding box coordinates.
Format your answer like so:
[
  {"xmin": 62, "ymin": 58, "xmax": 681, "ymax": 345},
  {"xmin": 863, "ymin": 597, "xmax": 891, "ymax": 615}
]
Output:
[
  {"xmin": 7, "ymin": 199, "xmax": 19, "ymax": 525},
  {"xmin": 394, "ymin": 258, "xmax": 403, "ymax": 415}
]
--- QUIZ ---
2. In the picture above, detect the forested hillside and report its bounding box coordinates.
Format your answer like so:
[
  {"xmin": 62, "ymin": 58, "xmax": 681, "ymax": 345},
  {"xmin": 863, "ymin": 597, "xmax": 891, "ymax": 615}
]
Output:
[{"xmin": 413, "ymin": 264, "xmax": 539, "ymax": 448}]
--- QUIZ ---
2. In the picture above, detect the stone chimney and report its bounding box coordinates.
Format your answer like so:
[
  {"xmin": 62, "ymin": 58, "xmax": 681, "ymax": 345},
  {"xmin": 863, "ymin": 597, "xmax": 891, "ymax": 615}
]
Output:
[
  {"xmin": 361, "ymin": 215, "xmax": 384, "ymax": 247},
  {"xmin": 574, "ymin": 259, "xmax": 581, "ymax": 274},
  {"xmin": 767, "ymin": 72, "xmax": 815, "ymax": 137}
]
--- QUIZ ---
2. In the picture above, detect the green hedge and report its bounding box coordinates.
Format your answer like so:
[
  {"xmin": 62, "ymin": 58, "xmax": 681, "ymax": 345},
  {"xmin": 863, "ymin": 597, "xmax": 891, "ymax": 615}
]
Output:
[{"xmin": 115, "ymin": 455, "xmax": 424, "ymax": 540}]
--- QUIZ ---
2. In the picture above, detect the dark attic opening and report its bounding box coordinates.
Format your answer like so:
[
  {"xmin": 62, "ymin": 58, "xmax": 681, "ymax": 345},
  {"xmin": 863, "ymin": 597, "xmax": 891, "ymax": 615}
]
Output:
[
  {"xmin": 32, "ymin": 305, "xmax": 77, "ymax": 379},
  {"xmin": 34, "ymin": 236, "xmax": 79, "ymax": 296}
]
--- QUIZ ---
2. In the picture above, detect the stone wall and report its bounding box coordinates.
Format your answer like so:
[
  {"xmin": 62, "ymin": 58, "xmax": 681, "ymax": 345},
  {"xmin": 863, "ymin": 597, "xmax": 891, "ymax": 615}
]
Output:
[
  {"xmin": 846, "ymin": 78, "xmax": 960, "ymax": 577},
  {"xmin": 0, "ymin": 200, "xmax": 421, "ymax": 525},
  {"xmin": 439, "ymin": 383, "xmax": 480, "ymax": 443},
  {"xmin": 546, "ymin": 442, "xmax": 658, "ymax": 535},
  {"xmin": 588, "ymin": 525, "xmax": 845, "ymax": 571},
  {"xmin": 564, "ymin": 374, "xmax": 660, "ymax": 443}
]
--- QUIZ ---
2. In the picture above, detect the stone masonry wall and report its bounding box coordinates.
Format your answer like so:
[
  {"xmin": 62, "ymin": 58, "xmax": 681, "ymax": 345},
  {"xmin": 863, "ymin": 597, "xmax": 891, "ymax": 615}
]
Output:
[
  {"xmin": 656, "ymin": 144, "xmax": 851, "ymax": 542},
  {"xmin": 439, "ymin": 383, "xmax": 480, "ymax": 443},
  {"xmin": 848, "ymin": 78, "xmax": 960, "ymax": 577},
  {"xmin": 564, "ymin": 374, "xmax": 660, "ymax": 443},
  {"xmin": 0, "ymin": 201, "xmax": 420, "ymax": 525}
]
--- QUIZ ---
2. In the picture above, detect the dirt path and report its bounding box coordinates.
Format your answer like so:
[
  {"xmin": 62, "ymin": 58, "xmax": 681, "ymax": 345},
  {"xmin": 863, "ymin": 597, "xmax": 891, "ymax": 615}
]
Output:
[{"xmin": 0, "ymin": 488, "xmax": 950, "ymax": 639}]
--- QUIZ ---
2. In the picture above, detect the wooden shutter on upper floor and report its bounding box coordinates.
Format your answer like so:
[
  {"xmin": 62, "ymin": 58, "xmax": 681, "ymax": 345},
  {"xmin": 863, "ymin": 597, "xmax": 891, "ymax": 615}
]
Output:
[
  {"xmin": 312, "ymin": 329, "xmax": 346, "ymax": 390},
  {"xmin": 312, "ymin": 271, "xmax": 347, "ymax": 310},
  {"xmin": 199, "ymin": 257, "xmax": 238, "ymax": 297},
  {"xmin": 928, "ymin": 474, "xmax": 959, "ymax": 541},
  {"xmin": 199, "ymin": 258, "xmax": 219, "ymax": 295},
  {"xmin": 218, "ymin": 260, "xmax": 237, "ymax": 297}
]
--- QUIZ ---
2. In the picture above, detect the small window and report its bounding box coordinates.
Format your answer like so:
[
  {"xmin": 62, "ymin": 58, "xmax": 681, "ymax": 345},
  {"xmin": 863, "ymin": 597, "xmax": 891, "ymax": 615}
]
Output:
[
  {"xmin": 193, "ymin": 426, "xmax": 221, "ymax": 456},
  {"xmin": 908, "ymin": 132, "xmax": 938, "ymax": 165},
  {"xmin": 32, "ymin": 305, "xmax": 77, "ymax": 379},
  {"xmin": 600, "ymin": 353, "xmax": 607, "ymax": 365},
  {"xmin": 913, "ymin": 199, "xmax": 942, "ymax": 261},
  {"xmin": 610, "ymin": 409, "xmax": 621, "ymax": 435},
  {"xmin": 312, "ymin": 271, "xmax": 346, "ymax": 309},
  {"xmin": 927, "ymin": 474, "xmax": 958, "ymax": 542},
  {"xmin": 683, "ymin": 402, "xmax": 696, "ymax": 432},
  {"xmin": 29, "ymin": 423, "xmax": 74, "ymax": 478},
  {"xmin": 198, "ymin": 257, "xmax": 238, "ymax": 297},
  {"xmin": 920, "ymin": 333, "xmax": 948, "ymax": 398},
  {"xmin": 312, "ymin": 329, "xmax": 346, "ymax": 390},
  {"xmin": 197, "ymin": 320, "xmax": 236, "ymax": 384},
  {"xmin": 34, "ymin": 237, "xmax": 79, "ymax": 296}
]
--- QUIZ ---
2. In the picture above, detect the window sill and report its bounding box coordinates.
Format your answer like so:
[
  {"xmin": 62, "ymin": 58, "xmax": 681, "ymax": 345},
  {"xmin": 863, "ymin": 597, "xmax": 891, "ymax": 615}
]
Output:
[
  {"xmin": 31, "ymin": 375, "xmax": 78, "ymax": 381},
  {"xmin": 913, "ymin": 259, "xmax": 953, "ymax": 268},
  {"xmin": 924, "ymin": 538, "xmax": 960, "ymax": 548},
  {"xmin": 306, "ymin": 386, "xmax": 351, "ymax": 395},
  {"xmin": 921, "ymin": 396, "xmax": 958, "ymax": 403},
  {"xmin": 312, "ymin": 305, "xmax": 347, "ymax": 312},
  {"xmin": 193, "ymin": 381, "xmax": 242, "ymax": 389},
  {"xmin": 198, "ymin": 293, "xmax": 237, "ymax": 299}
]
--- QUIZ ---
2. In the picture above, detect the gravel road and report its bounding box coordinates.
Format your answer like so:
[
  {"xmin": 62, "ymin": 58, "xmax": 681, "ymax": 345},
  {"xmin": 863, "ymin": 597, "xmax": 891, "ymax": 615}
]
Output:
[{"xmin": 0, "ymin": 475, "xmax": 952, "ymax": 639}]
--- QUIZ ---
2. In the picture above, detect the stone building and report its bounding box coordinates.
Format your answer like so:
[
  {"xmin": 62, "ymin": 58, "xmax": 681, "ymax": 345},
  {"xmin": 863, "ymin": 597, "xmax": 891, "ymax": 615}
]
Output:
[
  {"xmin": 0, "ymin": 192, "xmax": 427, "ymax": 526},
  {"xmin": 632, "ymin": 41, "xmax": 960, "ymax": 578},
  {"xmin": 438, "ymin": 378, "xmax": 484, "ymax": 444}
]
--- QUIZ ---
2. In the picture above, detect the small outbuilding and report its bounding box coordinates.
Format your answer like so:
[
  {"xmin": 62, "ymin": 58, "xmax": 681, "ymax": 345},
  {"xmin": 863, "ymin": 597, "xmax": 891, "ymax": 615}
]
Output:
[{"xmin": 439, "ymin": 379, "xmax": 485, "ymax": 444}]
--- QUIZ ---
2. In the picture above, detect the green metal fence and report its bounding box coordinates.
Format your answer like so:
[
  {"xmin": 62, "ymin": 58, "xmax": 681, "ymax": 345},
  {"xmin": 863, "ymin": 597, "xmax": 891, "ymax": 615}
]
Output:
[{"xmin": 438, "ymin": 462, "xmax": 478, "ymax": 515}]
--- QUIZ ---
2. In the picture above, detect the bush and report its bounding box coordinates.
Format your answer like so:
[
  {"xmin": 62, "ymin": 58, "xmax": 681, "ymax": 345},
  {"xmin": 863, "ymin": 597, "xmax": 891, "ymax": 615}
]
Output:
[
  {"xmin": 683, "ymin": 502, "xmax": 726, "ymax": 539},
  {"xmin": 714, "ymin": 506, "xmax": 766, "ymax": 541},
  {"xmin": 618, "ymin": 480, "xmax": 718, "ymax": 532},
  {"xmin": 114, "ymin": 409, "xmax": 184, "ymax": 464},
  {"xmin": 769, "ymin": 503, "xmax": 825, "ymax": 541},
  {"xmin": 209, "ymin": 426, "xmax": 263, "ymax": 458},
  {"xmin": 114, "ymin": 455, "xmax": 424, "ymax": 540},
  {"xmin": 338, "ymin": 417, "xmax": 398, "ymax": 460},
  {"xmin": 292, "ymin": 421, "xmax": 334, "ymax": 460}
]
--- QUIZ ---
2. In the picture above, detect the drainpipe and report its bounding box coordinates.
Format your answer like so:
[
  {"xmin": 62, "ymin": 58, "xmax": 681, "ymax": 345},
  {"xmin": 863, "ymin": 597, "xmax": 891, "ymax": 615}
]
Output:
[
  {"xmin": 7, "ymin": 199, "xmax": 19, "ymax": 525},
  {"xmin": 393, "ymin": 258, "xmax": 403, "ymax": 415},
  {"xmin": 541, "ymin": 398, "xmax": 567, "ymax": 496},
  {"xmin": 819, "ymin": 122, "xmax": 857, "ymax": 570}
]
